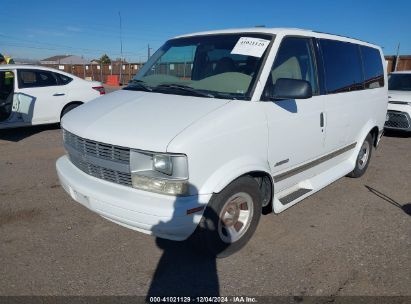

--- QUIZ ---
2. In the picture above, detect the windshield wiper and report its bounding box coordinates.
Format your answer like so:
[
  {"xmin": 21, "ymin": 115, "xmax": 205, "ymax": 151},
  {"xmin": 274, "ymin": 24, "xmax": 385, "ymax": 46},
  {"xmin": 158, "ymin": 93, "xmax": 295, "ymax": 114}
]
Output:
[
  {"xmin": 123, "ymin": 80, "xmax": 153, "ymax": 92},
  {"xmin": 211, "ymin": 92, "xmax": 241, "ymax": 100},
  {"xmin": 154, "ymin": 84, "xmax": 215, "ymax": 98}
]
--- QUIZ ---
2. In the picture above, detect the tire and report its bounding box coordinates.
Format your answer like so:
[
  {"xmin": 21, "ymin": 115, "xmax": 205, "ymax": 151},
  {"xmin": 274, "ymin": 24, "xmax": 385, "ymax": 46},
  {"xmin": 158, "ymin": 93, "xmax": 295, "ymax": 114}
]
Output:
[
  {"xmin": 61, "ymin": 103, "xmax": 81, "ymax": 119},
  {"xmin": 348, "ymin": 133, "xmax": 373, "ymax": 178},
  {"xmin": 192, "ymin": 176, "xmax": 262, "ymax": 258}
]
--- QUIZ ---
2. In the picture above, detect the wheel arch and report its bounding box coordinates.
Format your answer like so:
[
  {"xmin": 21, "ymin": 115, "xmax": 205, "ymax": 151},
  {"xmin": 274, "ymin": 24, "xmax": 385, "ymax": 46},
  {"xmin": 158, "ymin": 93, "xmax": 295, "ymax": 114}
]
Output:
[
  {"xmin": 60, "ymin": 101, "xmax": 83, "ymax": 119},
  {"xmin": 245, "ymin": 171, "xmax": 274, "ymax": 214},
  {"xmin": 200, "ymin": 160, "xmax": 274, "ymax": 215},
  {"xmin": 369, "ymin": 126, "xmax": 380, "ymax": 147}
]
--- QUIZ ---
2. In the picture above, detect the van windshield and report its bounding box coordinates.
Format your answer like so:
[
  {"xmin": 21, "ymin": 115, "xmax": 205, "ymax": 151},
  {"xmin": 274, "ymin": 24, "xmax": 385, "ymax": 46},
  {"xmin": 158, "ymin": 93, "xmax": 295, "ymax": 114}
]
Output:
[
  {"xmin": 126, "ymin": 33, "xmax": 274, "ymax": 100},
  {"xmin": 388, "ymin": 74, "xmax": 411, "ymax": 91}
]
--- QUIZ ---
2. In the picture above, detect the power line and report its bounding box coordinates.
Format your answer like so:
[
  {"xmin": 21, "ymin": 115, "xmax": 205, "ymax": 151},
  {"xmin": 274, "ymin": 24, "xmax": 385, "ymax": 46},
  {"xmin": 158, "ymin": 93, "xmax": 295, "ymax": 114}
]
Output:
[
  {"xmin": 0, "ymin": 34, "xmax": 154, "ymax": 57},
  {"xmin": 0, "ymin": 42, "xmax": 148, "ymax": 58}
]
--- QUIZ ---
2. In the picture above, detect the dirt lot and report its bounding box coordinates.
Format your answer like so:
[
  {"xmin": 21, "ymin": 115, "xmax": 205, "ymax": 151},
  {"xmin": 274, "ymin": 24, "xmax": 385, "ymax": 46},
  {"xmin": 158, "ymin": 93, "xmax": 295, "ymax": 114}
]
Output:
[{"xmin": 0, "ymin": 121, "xmax": 410, "ymax": 297}]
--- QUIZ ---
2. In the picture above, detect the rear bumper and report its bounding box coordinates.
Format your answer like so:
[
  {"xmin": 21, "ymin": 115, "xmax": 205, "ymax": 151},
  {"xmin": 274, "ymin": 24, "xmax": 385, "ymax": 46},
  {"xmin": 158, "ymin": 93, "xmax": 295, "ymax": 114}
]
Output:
[{"xmin": 56, "ymin": 155, "xmax": 211, "ymax": 240}]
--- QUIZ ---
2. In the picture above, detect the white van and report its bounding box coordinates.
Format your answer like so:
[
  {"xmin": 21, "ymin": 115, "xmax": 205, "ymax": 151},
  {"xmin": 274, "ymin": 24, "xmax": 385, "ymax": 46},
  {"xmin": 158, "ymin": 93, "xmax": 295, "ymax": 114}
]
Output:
[
  {"xmin": 56, "ymin": 28, "xmax": 388, "ymax": 257},
  {"xmin": 385, "ymin": 71, "xmax": 411, "ymax": 132}
]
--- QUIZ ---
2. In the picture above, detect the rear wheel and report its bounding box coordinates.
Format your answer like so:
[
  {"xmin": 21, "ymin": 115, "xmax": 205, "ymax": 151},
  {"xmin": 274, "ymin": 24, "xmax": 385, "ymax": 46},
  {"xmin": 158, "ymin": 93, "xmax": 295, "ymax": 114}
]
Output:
[
  {"xmin": 348, "ymin": 133, "xmax": 373, "ymax": 178},
  {"xmin": 193, "ymin": 176, "xmax": 262, "ymax": 258}
]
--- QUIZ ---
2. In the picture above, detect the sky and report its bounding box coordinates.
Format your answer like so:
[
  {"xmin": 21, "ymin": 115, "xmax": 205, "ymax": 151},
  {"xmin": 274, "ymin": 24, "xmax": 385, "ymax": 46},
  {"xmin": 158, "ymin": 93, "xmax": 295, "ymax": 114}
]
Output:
[{"xmin": 1, "ymin": 0, "xmax": 410, "ymax": 62}]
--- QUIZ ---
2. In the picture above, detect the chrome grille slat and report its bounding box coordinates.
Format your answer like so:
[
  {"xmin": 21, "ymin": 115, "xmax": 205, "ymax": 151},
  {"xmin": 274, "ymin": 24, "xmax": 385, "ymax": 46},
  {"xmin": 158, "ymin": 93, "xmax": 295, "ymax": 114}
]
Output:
[
  {"xmin": 63, "ymin": 129, "xmax": 132, "ymax": 187},
  {"xmin": 63, "ymin": 129, "xmax": 130, "ymax": 163}
]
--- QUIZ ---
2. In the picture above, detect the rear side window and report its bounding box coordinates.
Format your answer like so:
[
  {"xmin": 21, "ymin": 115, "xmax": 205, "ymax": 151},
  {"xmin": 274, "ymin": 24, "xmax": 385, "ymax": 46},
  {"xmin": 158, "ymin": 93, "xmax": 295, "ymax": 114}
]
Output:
[
  {"xmin": 319, "ymin": 39, "xmax": 363, "ymax": 94},
  {"xmin": 55, "ymin": 73, "xmax": 73, "ymax": 85},
  {"xmin": 18, "ymin": 70, "xmax": 58, "ymax": 88},
  {"xmin": 360, "ymin": 46, "xmax": 384, "ymax": 89}
]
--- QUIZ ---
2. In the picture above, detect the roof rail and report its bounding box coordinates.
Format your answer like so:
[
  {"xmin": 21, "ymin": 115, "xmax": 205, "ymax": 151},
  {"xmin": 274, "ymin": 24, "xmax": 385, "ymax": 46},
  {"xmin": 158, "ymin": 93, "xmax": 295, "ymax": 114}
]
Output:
[{"xmin": 312, "ymin": 30, "xmax": 371, "ymax": 44}]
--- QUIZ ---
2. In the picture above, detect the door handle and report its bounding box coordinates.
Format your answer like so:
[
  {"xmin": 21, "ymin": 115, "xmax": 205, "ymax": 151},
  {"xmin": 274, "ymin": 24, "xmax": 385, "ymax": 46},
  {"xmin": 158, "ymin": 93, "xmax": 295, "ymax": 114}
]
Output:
[
  {"xmin": 53, "ymin": 93, "xmax": 65, "ymax": 96},
  {"xmin": 320, "ymin": 112, "xmax": 324, "ymax": 128}
]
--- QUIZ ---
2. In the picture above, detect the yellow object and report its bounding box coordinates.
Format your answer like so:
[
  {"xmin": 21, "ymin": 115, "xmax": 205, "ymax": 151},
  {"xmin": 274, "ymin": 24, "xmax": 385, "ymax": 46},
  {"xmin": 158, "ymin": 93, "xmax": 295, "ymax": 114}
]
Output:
[
  {"xmin": 0, "ymin": 55, "xmax": 14, "ymax": 64},
  {"xmin": 4, "ymin": 57, "xmax": 14, "ymax": 84},
  {"xmin": 5, "ymin": 56, "xmax": 14, "ymax": 64},
  {"xmin": 4, "ymin": 72, "xmax": 14, "ymax": 85}
]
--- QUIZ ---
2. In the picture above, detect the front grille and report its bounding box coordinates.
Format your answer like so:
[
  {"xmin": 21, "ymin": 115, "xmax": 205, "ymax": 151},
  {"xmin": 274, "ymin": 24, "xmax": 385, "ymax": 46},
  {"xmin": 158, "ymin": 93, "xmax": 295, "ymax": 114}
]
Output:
[
  {"xmin": 63, "ymin": 129, "xmax": 130, "ymax": 163},
  {"xmin": 385, "ymin": 111, "xmax": 410, "ymax": 129},
  {"xmin": 63, "ymin": 129, "xmax": 132, "ymax": 187},
  {"xmin": 69, "ymin": 153, "xmax": 132, "ymax": 186}
]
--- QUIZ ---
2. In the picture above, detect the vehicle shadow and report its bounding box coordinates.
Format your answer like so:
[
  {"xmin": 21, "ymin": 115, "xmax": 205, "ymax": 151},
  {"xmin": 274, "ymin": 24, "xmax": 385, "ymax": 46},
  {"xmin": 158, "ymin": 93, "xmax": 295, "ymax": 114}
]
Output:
[
  {"xmin": 383, "ymin": 129, "xmax": 411, "ymax": 138},
  {"xmin": 365, "ymin": 185, "xmax": 411, "ymax": 216},
  {"xmin": 147, "ymin": 238, "xmax": 220, "ymax": 297},
  {"xmin": 147, "ymin": 189, "xmax": 227, "ymax": 298},
  {"xmin": 0, "ymin": 124, "xmax": 60, "ymax": 142}
]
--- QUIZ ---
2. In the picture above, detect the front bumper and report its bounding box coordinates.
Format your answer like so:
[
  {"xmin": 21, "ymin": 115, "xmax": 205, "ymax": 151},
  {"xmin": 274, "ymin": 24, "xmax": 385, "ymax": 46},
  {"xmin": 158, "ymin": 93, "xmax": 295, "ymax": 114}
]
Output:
[{"xmin": 56, "ymin": 155, "xmax": 211, "ymax": 241}]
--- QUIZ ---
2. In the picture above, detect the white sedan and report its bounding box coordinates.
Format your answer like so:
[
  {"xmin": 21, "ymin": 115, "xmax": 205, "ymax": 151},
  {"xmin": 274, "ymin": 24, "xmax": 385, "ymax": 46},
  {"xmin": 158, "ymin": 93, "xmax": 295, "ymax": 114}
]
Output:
[{"xmin": 0, "ymin": 65, "xmax": 105, "ymax": 129}]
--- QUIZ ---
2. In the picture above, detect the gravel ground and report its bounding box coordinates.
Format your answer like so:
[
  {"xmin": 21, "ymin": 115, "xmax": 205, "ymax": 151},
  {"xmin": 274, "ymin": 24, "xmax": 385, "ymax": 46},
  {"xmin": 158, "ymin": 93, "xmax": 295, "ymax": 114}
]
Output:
[{"xmin": 0, "ymin": 123, "xmax": 410, "ymax": 297}]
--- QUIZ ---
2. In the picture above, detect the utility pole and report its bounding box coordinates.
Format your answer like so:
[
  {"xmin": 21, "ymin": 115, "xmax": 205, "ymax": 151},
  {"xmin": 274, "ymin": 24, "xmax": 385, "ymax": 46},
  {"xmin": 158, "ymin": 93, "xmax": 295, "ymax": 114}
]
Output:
[
  {"xmin": 394, "ymin": 42, "xmax": 400, "ymax": 71},
  {"xmin": 119, "ymin": 11, "xmax": 123, "ymax": 84},
  {"xmin": 147, "ymin": 44, "xmax": 152, "ymax": 61}
]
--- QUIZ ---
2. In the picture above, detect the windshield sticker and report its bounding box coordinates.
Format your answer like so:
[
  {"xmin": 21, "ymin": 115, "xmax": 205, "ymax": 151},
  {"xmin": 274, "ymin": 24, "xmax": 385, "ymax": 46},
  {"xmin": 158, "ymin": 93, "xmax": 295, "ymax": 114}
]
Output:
[{"xmin": 231, "ymin": 37, "xmax": 270, "ymax": 58}]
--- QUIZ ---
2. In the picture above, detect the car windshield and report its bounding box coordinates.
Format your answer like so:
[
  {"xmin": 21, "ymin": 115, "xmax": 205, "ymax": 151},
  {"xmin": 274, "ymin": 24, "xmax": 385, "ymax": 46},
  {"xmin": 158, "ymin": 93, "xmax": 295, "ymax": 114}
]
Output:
[
  {"xmin": 388, "ymin": 73, "xmax": 411, "ymax": 91},
  {"xmin": 126, "ymin": 33, "xmax": 274, "ymax": 100}
]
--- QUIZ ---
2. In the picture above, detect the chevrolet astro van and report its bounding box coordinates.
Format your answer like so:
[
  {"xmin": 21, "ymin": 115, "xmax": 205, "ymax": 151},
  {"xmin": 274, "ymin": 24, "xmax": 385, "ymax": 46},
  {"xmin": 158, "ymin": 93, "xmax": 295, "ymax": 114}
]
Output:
[{"xmin": 56, "ymin": 28, "xmax": 388, "ymax": 257}]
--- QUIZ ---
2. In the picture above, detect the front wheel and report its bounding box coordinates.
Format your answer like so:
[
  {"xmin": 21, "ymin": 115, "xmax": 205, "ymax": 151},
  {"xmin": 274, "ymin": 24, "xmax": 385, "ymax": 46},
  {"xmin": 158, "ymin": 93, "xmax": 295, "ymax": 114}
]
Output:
[
  {"xmin": 348, "ymin": 133, "xmax": 373, "ymax": 178},
  {"xmin": 193, "ymin": 176, "xmax": 262, "ymax": 258}
]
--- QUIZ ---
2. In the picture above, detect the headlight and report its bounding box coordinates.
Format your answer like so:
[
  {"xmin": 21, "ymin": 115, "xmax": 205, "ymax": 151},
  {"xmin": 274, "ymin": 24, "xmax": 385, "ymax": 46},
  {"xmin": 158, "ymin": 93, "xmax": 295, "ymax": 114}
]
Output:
[
  {"xmin": 153, "ymin": 154, "xmax": 173, "ymax": 175},
  {"xmin": 130, "ymin": 150, "xmax": 189, "ymax": 196},
  {"xmin": 131, "ymin": 175, "xmax": 188, "ymax": 196}
]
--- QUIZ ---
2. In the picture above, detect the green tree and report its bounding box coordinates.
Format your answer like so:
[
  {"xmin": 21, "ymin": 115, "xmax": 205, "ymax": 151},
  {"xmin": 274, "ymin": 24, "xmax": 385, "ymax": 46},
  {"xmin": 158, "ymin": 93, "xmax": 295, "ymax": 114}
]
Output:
[{"xmin": 99, "ymin": 54, "xmax": 111, "ymax": 64}]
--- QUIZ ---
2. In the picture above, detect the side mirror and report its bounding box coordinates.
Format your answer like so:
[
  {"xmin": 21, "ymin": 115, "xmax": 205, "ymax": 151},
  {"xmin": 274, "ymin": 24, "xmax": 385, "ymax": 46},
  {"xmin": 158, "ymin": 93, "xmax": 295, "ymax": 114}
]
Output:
[{"xmin": 271, "ymin": 78, "xmax": 312, "ymax": 100}]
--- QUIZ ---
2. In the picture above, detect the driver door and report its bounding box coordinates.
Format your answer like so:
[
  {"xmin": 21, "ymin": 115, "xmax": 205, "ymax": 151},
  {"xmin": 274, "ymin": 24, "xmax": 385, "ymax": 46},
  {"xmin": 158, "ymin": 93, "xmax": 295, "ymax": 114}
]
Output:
[
  {"xmin": 261, "ymin": 36, "xmax": 326, "ymax": 192},
  {"xmin": 0, "ymin": 69, "xmax": 33, "ymax": 126}
]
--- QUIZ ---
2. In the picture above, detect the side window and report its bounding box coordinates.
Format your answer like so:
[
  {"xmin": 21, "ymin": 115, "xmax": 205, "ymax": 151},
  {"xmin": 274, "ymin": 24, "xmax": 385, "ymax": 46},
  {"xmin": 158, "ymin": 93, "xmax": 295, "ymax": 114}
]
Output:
[
  {"xmin": 319, "ymin": 39, "xmax": 363, "ymax": 93},
  {"xmin": 18, "ymin": 70, "xmax": 58, "ymax": 88},
  {"xmin": 36, "ymin": 71, "xmax": 58, "ymax": 86},
  {"xmin": 360, "ymin": 46, "xmax": 384, "ymax": 89},
  {"xmin": 19, "ymin": 70, "xmax": 37, "ymax": 88},
  {"xmin": 55, "ymin": 73, "xmax": 73, "ymax": 85},
  {"xmin": 267, "ymin": 37, "xmax": 318, "ymax": 95}
]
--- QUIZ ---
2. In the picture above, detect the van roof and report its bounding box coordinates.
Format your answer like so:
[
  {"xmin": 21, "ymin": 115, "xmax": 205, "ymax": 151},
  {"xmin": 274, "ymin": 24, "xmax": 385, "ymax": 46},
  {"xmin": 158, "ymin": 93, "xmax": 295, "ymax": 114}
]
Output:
[{"xmin": 174, "ymin": 27, "xmax": 381, "ymax": 49}]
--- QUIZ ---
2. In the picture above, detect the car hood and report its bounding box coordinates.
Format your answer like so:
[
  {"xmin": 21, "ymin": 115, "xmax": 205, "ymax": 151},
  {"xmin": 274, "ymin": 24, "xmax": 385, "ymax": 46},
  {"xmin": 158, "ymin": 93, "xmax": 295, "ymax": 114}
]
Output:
[
  {"xmin": 388, "ymin": 90, "xmax": 411, "ymax": 102},
  {"xmin": 61, "ymin": 90, "xmax": 230, "ymax": 152}
]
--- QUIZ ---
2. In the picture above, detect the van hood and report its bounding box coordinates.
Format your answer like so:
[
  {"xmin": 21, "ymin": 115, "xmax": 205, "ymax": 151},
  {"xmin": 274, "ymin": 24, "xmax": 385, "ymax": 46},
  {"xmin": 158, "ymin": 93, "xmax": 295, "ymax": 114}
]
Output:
[
  {"xmin": 61, "ymin": 90, "xmax": 229, "ymax": 152},
  {"xmin": 388, "ymin": 90, "xmax": 411, "ymax": 102}
]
